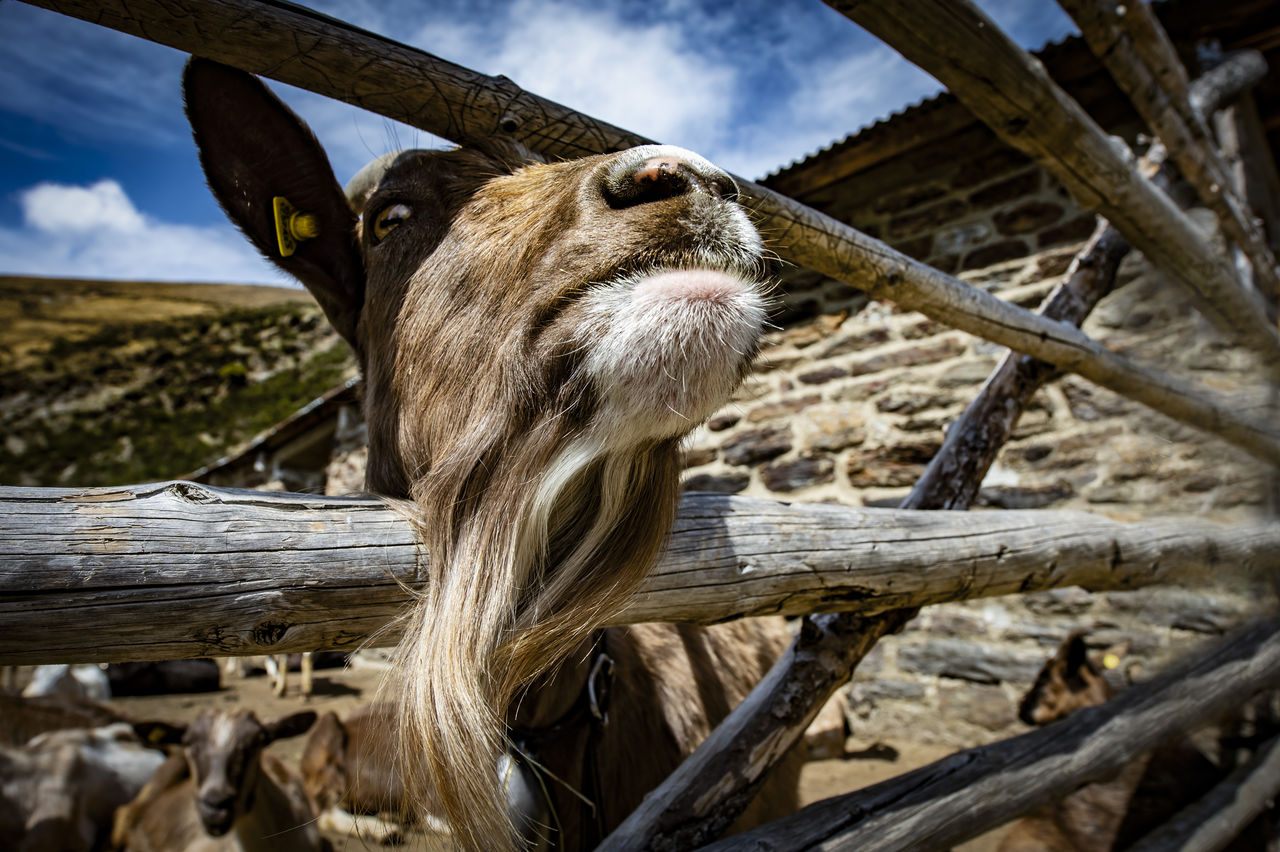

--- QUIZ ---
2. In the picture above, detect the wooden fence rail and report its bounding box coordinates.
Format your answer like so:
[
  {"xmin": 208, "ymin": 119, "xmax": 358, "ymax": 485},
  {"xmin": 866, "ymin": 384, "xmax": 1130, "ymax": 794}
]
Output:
[
  {"xmin": 0, "ymin": 481, "xmax": 1275, "ymax": 665},
  {"xmin": 20, "ymin": 0, "xmax": 1280, "ymax": 467}
]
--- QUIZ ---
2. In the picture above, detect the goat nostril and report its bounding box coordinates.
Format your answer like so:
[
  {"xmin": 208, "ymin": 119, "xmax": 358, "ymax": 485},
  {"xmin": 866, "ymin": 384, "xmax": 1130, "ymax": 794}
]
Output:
[{"xmin": 603, "ymin": 148, "xmax": 736, "ymax": 209}]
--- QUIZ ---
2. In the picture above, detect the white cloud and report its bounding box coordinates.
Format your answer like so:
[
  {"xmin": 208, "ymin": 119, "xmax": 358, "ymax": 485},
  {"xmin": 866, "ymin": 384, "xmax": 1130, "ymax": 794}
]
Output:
[
  {"xmin": 0, "ymin": 179, "xmax": 289, "ymax": 286},
  {"xmin": 22, "ymin": 180, "xmax": 147, "ymax": 235},
  {"xmin": 412, "ymin": 0, "xmax": 737, "ymax": 153}
]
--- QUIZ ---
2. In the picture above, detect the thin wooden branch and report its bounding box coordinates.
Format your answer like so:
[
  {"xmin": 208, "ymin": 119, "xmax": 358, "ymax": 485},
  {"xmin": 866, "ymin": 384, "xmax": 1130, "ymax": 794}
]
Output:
[
  {"xmin": 1127, "ymin": 734, "xmax": 1280, "ymax": 852},
  {"xmin": 0, "ymin": 482, "xmax": 1275, "ymax": 665},
  {"xmin": 827, "ymin": 0, "xmax": 1280, "ymax": 373},
  {"xmin": 22, "ymin": 0, "xmax": 1280, "ymax": 467},
  {"xmin": 698, "ymin": 617, "xmax": 1280, "ymax": 852},
  {"xmin": 1058, "ymin": 1, "xmax": 1280, "ymax": 309}
]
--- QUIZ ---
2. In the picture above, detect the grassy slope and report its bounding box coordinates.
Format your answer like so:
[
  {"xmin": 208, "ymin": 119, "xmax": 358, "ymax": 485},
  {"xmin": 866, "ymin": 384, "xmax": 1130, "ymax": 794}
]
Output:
[{"xmin": 0, "ymin": 276, "xmax": 358, "ymax": 487}]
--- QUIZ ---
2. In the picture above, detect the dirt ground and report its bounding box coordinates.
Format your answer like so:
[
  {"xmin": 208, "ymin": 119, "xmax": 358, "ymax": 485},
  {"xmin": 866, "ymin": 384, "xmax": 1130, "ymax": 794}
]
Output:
[{"xmin": 106, "ymin": 659, "xmax": 1009, "ymax": 851}]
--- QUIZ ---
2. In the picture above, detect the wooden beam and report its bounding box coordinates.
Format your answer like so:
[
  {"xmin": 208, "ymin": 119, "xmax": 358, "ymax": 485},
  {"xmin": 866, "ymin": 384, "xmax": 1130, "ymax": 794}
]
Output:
[
  {"xmin": 21, "ymin": 0, "xmax": 1280, "ymax": 467},
  {"xmin": 1059, "ymin": 1, "xmax": 1280, "ymax": 310},
  {"xmin": 699, "ymin": 617, "xmax": 1280, "ymax": 852},
  {"xmin": 0, "ymin": 481, "xmax": 1275, "ymax": 665},
  {"xmin": 1214, "ymin": 92, "xmax": 1280, "ymax": 322},
  {"xmin": 827, "ymin": 0, "xmax": 1280, "ymax": 372}
]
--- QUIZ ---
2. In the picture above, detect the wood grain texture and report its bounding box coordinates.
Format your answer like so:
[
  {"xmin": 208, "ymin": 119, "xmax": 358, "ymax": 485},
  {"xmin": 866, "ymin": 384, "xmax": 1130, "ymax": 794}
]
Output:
[
  {"xmin": 1, "ymin": 481, "xmax": 1276, "ymax": 664},
  {"xmin": 20, "ymin": 0, "xmax": 1280, "ymax": 466},
  {"xmin": 699, "ymin": 617, "xmax": 1280, "ymax": 852},
  {"xmin": 828, "ymin": 0, "xmax": 1280, "ymax": 370}
]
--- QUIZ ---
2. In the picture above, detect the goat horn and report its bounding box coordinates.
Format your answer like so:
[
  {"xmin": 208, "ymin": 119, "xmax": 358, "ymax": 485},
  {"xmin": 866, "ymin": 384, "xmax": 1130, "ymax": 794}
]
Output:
[{"xmin": 344, "ymin": 151, "xmax": 406, "ymax": 215}]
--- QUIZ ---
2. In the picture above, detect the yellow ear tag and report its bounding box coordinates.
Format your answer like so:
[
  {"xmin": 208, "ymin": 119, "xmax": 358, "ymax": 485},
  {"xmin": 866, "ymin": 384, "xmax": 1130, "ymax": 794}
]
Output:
[
  {"xmin": 272, "ymin": 196, "xmax": 320, "ymax": 258},
  {"xmin": 1102, "ymin": 653, "xmax": 1121, "ymax": 670}
]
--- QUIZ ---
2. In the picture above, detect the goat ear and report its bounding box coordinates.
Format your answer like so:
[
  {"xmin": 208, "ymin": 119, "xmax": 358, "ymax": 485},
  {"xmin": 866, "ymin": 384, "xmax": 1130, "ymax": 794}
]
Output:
[
  {"xmin": 315, "ymin": 711, "xmax": 347, "ymax": 745},
  {"xmin": 1063, "ymin": 634, "xmax": 1090, "ymax": 674},
  {"xmin": 265, "ymin": 710, "xmax": 318, "ymax": 742},
  {"xmin": 183, "ymin": 57, "xmax": 364, "ymax": 350}
]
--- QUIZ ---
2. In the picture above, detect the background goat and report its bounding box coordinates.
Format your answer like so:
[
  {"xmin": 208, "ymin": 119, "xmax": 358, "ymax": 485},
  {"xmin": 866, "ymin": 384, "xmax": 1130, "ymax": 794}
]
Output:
[
  {"xmin": 184, "ymin": 57, "xmax": 800, "ymax": 849},
  {"xmin": 1001, "ymin": 632, "xmax": 1270, "ymax": 851},
  {"xmin": 301, "ymin": 704, "xmax": 409, "ymax": 845},
  {"xmin": 111, "ymin": 708, "xmax": 321, "ymax": 852}
]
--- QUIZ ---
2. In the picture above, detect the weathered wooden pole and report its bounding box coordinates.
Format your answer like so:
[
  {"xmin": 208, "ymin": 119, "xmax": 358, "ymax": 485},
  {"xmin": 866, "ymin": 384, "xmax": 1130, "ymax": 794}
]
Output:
[
  {"xmin": 1127, "ymin": 735, "xmax": 1280, "ymax": 852},
  {"xmin": 1, "ymin": 482, "xmax": 1276, "ymax": 664},
  {"xmin": 700, "ymin": 617, "xmax": 1280, "ymax": 851},
  {"xmin": 1057, "ymin": 0, "xmax": 1280, "ymax": 310}
]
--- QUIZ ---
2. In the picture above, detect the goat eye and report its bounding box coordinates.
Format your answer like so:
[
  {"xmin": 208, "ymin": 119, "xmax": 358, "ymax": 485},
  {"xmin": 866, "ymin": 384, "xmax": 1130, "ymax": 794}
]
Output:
[{"xmin": 373, "ymin": 203, "xmax": 412, "ymax": 241}]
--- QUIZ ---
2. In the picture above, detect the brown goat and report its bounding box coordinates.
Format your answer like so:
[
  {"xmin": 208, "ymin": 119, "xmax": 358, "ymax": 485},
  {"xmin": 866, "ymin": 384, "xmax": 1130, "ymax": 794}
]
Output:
[
  {"xmin": 1001, "ymin": 632, "xmax": 1267, "ymax": 852},
  {"xmin": 112, "ymin": 708, "xmax": 322, "ymax": 852},
  {"xmin": 301, "ymin": 704, "xmax": 409, "ymax": 845},
  {"xmin": 184, "ymin": 58, "xmax": 800, "ymax": 849}
]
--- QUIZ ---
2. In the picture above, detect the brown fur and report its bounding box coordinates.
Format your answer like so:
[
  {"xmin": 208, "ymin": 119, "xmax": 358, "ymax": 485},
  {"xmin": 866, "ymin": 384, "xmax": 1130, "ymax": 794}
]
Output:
[
  {"xmin": 184, "ymin": 57, "xmax": 795, "ymax": 850},
  {"xmin": 510, "ymin": 620, "xmax": 801, "ymax": 850},
  {"xmin": 301, "ymin": 705, "xmax": 404, "ymax": 819}
]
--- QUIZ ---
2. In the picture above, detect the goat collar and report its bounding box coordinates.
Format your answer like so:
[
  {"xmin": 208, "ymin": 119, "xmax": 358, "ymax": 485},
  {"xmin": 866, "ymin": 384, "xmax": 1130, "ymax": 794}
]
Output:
[
  {"xmin": 510, "ymin": 630, "xmax": 615, "ymax": 848},
  {"xmin": 510, "ymin": 631, "xmax": 615, "ymax": 743}
]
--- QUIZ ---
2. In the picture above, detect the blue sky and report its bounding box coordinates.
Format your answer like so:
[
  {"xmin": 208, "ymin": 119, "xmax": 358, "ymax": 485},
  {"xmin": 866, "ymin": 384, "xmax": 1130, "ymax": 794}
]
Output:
[{"xmin": 0, "ymin": 0, "xmax": 1075, "ymax": 286}]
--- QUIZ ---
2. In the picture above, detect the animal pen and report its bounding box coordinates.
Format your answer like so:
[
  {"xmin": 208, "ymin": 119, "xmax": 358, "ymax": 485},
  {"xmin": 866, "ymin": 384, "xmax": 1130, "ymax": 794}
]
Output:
[{"xmin": 3, "ymin": 0, "xmax": 1280, "ymax": 848}]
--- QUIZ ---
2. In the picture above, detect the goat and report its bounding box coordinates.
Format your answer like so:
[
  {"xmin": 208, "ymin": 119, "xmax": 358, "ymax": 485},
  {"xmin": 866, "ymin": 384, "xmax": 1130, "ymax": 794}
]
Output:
[
  {"xmin": 1000, "ymin": 632, "xmax": 1268, "ymax": 852},
  {"xmin": 222, "ymin": 653, "xmax": 320, "ymax": 699},
  {"xmin": 300, "ymin": 704, "xmax": 408, "ymax": 845},
  {"xmin": 183, "ymin": 57, "xmax": 800, "ymax": 850},
  {"xmin": 111, "ymin": 708, "xmax": 323, "ymax": 852},
  {"xmin": 0, "ymin": 721, "xmax": 167, "ymax": 851}
]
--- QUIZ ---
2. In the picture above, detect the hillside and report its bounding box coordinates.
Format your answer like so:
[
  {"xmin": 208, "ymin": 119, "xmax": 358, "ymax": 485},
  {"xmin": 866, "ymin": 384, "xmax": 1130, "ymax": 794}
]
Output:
[{"xmin": 0, "ymin": 276, "xmax": 358, "ymax": 487}]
